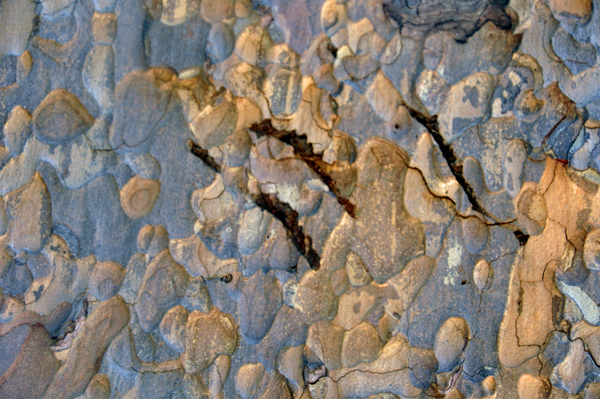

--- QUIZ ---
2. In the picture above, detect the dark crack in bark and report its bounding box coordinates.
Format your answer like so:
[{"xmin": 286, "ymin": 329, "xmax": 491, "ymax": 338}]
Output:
[
  {"xmin": 400, "ymin": 103, "xmax": 496, "ymax": 219},
  {"xmin": 249, "ymin": 119, "xmax": 356, "ymax": 218},
  {"xmin": 327, "ymin": 43, "xmax": 338, "ymax": 58},
  {"xmin": 513, "ymin": 229, "xmax": 530, "ymax": 246},
  {"xmin": 187, "ymin": 138, "xmax": 320, "ymax": 270},
  {"xmin": 201, "ymin": 274, "xmax": 233, "ymax": 284},
  {"xmin": 251, "ymin": 192, "xmax": 321, "ymax": 271},
  {"xmin": 187, "ymin": 139, "xmax": 222, "ymax": 174},
  {"xmin": 401, "ymin": 104, "xmax": 531, "ymax": 244}
]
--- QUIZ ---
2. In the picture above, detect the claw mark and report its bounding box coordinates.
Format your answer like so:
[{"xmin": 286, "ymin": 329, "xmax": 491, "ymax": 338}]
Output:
[
  {"xmin": 402, "ymin": 103, "xmax": 534, "ymax": 244},
  {"xmin": 187, "ymin": 139, "xmax": 222, "ymax": 173},
  {"xmin": 252, "ymin": 191, "xmax": 321, "ymax": 270},
  {"xmin": 400, "ymin": 103, "xmax": 498, "ymax": 222},
  {"xmin": 187, "ymin": 138, "xmax": 320, "ymax": 270},
  {"xmin": 249, "ymin": 119, "xmax": 356, "ymax": 218}
]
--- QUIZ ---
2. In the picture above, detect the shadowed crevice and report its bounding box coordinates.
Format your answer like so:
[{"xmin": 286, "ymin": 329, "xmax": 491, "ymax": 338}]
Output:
[{"xmin": 513, "ymin": 229, "xmax": 530, "ymax": 246}]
